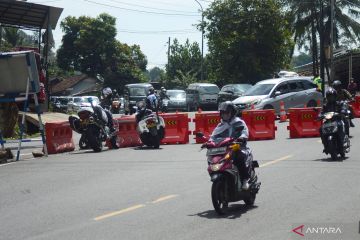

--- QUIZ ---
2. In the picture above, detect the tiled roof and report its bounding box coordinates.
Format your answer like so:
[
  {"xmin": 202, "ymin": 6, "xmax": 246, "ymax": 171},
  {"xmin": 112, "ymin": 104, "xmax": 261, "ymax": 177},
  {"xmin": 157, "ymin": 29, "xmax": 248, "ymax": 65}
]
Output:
[{"xmin": 50, "ymin": 74, "xmax": 88, "ymax": 94}]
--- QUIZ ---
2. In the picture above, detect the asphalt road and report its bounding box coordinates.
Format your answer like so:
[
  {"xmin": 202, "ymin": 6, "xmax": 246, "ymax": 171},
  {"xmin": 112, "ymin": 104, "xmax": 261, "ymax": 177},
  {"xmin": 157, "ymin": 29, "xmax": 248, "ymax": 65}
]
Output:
[{"xmin": 0, "ymin": 118, "xmax": 359, "ymax": 240}]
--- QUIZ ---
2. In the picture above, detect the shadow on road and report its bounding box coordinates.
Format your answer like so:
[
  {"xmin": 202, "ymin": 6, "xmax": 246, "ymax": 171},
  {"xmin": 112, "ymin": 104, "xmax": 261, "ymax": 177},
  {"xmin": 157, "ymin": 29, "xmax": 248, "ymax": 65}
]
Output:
[
  {"xmin": 313, "ymin": 156, "xmax": 349, "ymax": 162},
  {"xmin": 133, "ymin": 146, "xmax": 163, "ymax": 150},
  {"xmin": 189, "ymin": 204, "xmax": 258, "ymax": 219}
]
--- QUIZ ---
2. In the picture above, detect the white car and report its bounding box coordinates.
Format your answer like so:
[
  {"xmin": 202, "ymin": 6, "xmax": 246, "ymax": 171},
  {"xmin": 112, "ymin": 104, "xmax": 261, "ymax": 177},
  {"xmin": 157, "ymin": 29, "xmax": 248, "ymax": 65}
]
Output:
[
  {"xmin": 232, "ymin": 77, "xmax": 323, "ymax": 114},
  {"xmin": 67, "ymin": 96, "xmax": 99, "ymax": 112}
]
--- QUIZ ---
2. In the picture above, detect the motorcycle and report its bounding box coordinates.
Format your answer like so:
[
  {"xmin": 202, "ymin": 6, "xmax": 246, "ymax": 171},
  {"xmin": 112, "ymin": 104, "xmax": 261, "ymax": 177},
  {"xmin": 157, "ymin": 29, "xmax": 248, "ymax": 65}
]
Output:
[
  {"xmin": 197, "ymin": 132, "xmax": 261, "ymax": 215},
  {"xmin": 69, "ymin": 100, "xmax": 118, "ymax": 152},
  {"xmin": 319, "ymin": 108, "xmax": 351, "ymax": 160},
  {"xmin": 135, "ymin": 101, "xmax": 165, "ymax": 149}
]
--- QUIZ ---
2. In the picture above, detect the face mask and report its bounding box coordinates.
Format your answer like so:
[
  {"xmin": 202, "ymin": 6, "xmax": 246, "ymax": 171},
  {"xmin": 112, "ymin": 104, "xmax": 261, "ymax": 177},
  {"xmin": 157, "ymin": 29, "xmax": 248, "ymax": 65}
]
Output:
[{"xmin": 221, "ymin": 111, "xmax": 231, "ymax": 121}]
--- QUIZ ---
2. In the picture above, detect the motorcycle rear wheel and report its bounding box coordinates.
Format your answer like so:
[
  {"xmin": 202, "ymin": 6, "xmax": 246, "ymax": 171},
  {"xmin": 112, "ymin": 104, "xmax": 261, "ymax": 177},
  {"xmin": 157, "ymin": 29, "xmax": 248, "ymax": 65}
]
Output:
[
  {"xmin": 153, "ymin": 135, "xmax": 160, "ymax": 149},
  {"xmin": 79, "ymin": 135, "xmax": 89, "ymax": 150},
  {"xmin": 211, "ymin": 180, "xmax": 229, "ymax": 215},
  {"xmin": 86, "ymin": 126, "xmax": 103, "ymax": 152}
]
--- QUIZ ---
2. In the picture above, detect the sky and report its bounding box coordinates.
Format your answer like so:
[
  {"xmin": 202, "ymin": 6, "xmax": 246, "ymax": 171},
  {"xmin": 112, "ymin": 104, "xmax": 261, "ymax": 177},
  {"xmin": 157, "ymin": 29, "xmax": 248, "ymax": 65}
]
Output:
[{"xmin": 28, "ymin": 0, "xmax": 212, "ymax": 70}]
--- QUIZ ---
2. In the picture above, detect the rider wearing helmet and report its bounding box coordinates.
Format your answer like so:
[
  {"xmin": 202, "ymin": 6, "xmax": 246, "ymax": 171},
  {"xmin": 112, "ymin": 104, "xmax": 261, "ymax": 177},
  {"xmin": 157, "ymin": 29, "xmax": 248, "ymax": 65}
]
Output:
[
  {"xmin": 99, "ymin": 87, "xmax": 119, "ymax": 148},
  {"xmin": 210, "ymin": 101, "xmax": 251, "ymax": 190},
  {"xmin": 101, "ymin": 87, "xmax": 113, "ymax": 110},
  {"xmin": 146, "ymin": 87, "xmax": 158, "ymax": 111},
  {"xmin": 319, "ymin": 87, "xmax": 347, "ymax": 153},
  {"xmin": 159, "ymin": 87, "xmax": 170, "ymax": 100},
  {"xmin": 332, "ymin": 80, "xmax": 355, "ymax": 127}
]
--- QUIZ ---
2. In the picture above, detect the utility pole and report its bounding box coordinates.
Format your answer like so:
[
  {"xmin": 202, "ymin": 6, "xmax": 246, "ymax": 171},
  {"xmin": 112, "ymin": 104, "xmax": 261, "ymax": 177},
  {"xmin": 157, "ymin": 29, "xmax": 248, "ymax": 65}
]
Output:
[
  {"xmin": 319, "ymin": 0, "xmax": 325, "ymax": 96},
  {"xmin": 167, "ymin": 37, "xmax": 171, "ymax": 68},
  {"xmin": 194, "ymin": 0, "xmax": 204, "ymax": 82},
  {"xmin": 330, "ymin": 0, "xmax": 335, "ymax": 84}
]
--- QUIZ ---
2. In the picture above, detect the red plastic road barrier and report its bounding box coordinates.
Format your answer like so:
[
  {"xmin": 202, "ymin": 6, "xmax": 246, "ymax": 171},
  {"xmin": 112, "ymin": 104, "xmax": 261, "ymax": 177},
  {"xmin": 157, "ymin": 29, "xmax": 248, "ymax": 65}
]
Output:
[
  {"xmin": 287, "ymin": 108, "xmax": 322, "ymax": 138},
  {"xmin": 159, "ymin": 113, "xmax": 191, "ymax": 144},
  {"xmin": 241, "ymin": 109, "xmax": 277, "ymax": 141},
  {"xmin": 45, "ymin": 121, "xmax": 75, "ymax": 154},
  {"xmin": 193, "ymin": 111, "xmax": 221, "ymax": 143},
  {"xmin": 113, "ymin": 115, "xmax": 142, "ymax": 148},
  {"xmin": 350, "ymin": 95, "xmax": 360, "ymax": 118}
]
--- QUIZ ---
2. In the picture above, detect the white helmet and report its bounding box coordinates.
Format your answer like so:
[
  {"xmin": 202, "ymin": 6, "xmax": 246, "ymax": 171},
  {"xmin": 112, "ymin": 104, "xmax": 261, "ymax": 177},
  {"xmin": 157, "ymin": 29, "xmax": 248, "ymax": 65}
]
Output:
[{"xmin": 102, "ymin": 87, "xmax": 112, "ymax": 98}]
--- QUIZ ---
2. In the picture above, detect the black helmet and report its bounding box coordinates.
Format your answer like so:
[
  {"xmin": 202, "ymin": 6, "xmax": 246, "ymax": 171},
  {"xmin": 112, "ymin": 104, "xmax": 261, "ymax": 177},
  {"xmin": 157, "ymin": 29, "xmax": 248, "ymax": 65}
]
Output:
[
  {"xmin": 149, "ymin": 87, "xmax": 155, "ymax": 94},
  {"xmin": 325, "ymin": 87, "xmax": 337, "ymax": 103},
  {"xmin": 218, "ymin": 101, "xmax": 236, "ymax": 121},
  {"xmin": 332, "ymin": 80, "xmax": 342, "ymax": 90}
]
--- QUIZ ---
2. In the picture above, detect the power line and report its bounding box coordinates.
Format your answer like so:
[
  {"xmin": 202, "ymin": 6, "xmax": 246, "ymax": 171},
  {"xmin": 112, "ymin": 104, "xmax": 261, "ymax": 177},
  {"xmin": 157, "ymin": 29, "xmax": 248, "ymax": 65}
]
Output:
[
  {"xmin": 117, "ymin": 28, "xmax": 198, "ymax": 34},
  {"xmin": 107, "ymin": 0, "xmax": 198, "ymax": 14},
  {"xmin": 83, "ymin": 0, "xmax": 200, "ymax": 16}
]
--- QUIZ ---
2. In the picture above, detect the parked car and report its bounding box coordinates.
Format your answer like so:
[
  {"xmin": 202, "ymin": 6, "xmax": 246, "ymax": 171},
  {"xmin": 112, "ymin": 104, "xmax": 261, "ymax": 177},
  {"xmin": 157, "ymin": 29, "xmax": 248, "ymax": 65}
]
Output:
[
  {"xmin": 186, "ymin": 83, "xmax": 220, "ymax": 111},
  {"xmin": 51, "ymin": 96, "xmax": 70, "ymax": 113},
  {"xmin": 124, "ymin": 83, "xmax": 153, "ymax": 114},
  {"xmin": 232, "ymin": 77, "xmax": 323, "ymax": 114},
  {"xmin": 218, "ymin": 84, "xmax": 252, "ymax": 104},
  {"xmin": 67, "ymin": 96, "xmax": 99, "ymax": 113},
  {"xmin": 165, "ymin": 89, "xmax": 187, "ymax": 112}
]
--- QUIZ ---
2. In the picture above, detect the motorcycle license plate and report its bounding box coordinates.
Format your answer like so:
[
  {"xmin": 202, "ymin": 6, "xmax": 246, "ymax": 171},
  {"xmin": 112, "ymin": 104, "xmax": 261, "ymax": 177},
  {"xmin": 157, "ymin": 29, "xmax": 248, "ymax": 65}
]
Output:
[{"xmin": 206, "ymin": 147, "xmax": 227, "ymax": 156}]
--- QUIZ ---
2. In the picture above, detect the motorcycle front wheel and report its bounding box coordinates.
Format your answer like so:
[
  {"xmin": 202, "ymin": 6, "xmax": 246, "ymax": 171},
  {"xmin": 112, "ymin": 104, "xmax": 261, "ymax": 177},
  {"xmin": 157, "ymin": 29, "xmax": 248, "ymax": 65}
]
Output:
[{"xmin": 211, "ymin": 180, "xmax": 229, "ymax": 215}]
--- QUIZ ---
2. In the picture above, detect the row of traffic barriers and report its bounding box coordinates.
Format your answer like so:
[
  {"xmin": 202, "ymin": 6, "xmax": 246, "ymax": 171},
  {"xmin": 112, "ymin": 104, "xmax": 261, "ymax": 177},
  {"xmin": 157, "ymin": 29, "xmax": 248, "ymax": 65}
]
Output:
[
  {"xmin": 46, "ymin": 100, "xmax": 360, "ymax": 153},
  {"xmin": 192, "ymin": 110, "xmax": 278, "ymax": 143}
]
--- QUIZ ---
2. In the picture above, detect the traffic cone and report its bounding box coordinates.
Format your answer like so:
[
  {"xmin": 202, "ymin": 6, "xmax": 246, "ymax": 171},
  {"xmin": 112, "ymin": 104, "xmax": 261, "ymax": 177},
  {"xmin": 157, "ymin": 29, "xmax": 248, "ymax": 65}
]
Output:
[{"xmin": 279, "ymin": 101, "xmax": 287, "ymax": 122}]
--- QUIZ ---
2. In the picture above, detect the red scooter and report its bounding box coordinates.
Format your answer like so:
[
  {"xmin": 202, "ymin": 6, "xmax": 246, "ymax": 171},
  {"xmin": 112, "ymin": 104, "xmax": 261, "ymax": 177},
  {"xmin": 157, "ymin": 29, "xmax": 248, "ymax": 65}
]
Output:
[{"xmin": 197, "ymin": 132, "xmax": 261, "ymax": 215}]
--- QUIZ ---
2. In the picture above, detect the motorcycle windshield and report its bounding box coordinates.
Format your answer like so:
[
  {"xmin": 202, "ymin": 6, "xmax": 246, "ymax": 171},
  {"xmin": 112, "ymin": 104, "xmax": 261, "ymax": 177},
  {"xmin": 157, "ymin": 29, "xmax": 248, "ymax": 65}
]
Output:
[{"xmin": 210, "ymin": 123, "xmax": 232, "ymax": 144}]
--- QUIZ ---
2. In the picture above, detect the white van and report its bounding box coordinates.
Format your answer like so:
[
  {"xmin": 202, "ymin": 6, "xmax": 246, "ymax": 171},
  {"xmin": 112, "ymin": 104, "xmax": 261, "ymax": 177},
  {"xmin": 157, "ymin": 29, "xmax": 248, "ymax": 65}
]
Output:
[{"xmin": 185, "ymin": 83, "xmax": 220, "ymax": 111}]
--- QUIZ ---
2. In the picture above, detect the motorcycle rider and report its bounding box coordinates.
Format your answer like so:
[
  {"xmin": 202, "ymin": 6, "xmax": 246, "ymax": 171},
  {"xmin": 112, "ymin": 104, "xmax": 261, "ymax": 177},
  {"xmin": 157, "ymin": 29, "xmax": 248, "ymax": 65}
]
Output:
[
  {"xmin": 146, "ymin": 87, "xmax": 158, "ymax": 112},
  {"xmin": 208, "ymin": 101, "xmax": 251, "ymax": 190},
  {"xmin": 158, "ymin": 87, "xmax": 170, "ymax": 112},
  {"xmin": 99, "ymin": 87, "xmax": 119, "ymax": 149},
  {"xmin": 319, "ymin": 88, "xmax": 346, "ymax": 153},
  {"xmin": 332, "ymin": 80, "xmax": 355, "ymax": 127}
]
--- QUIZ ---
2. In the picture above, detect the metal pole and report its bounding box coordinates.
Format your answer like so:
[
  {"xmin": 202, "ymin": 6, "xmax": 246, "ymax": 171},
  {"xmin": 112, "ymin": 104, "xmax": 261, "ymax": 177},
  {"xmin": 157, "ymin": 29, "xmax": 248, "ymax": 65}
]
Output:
[
  {"xmin": 0, "ymin": 24, "xmax": 2, "ymax": 50},
  {"xmin": 194, "ymin": 0, "xmax": 204, "ymax": 81},
  {"xmin": 330, "ymin": 0, "xmax": 335, "ymax": 83},
  {"xmin": 319, "ymin": 0, "xmax": 325, "ymax": 96}
]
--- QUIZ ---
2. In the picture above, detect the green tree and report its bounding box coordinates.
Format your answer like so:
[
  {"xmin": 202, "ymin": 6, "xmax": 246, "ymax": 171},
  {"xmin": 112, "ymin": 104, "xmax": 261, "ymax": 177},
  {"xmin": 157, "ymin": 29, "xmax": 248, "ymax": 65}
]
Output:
[
  {"xmin": 286, "ymin": 0, "xmax": 360, "ymax": 76},
  {"xmin": 103, "ymin": 42, "xmax": 147, "ymax": 93},
  {"xmin": 148, "ymin": 67, "xmax": 166, "ymax": 82},
  {"xmin": 56, "ymin": 13, "xmax": 148, "ymax": 93},
  {"xmin": 204, "ymin": 0, "xmax": 293, "ymax": 85},
  {"xmin": 166, "ymin": 39, "xmax": 203, "ymax": 85},
  {"xmin": 291, "ymin": 52, "xmax": 312, "ymax": 67}
]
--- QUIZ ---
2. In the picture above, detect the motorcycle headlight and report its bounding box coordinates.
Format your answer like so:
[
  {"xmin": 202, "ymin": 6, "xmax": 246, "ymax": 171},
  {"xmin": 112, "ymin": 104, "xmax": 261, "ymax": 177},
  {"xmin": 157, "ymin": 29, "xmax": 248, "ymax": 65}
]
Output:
[{"xmin": 210, "ymin": 163, "xmax": 223, "ymax": 171}]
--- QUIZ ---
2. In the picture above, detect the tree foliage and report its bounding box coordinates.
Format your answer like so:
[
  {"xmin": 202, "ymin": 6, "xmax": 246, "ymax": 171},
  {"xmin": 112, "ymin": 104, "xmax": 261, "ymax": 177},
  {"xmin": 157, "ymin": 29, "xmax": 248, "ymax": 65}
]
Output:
[
  {"xmin": 165, "ymin": 38, "xmax": 203, "ymax": 87},
  {"xmin": 56, "ymin": 13, "xmax": 147, "ymax": 93},
  {"xmin": 204, "ymin": 0, "xmax": 293, "ymax": 85},
  {"xmin": 285, "ymin": 0, "xmax": 360, "ymax": 75}
]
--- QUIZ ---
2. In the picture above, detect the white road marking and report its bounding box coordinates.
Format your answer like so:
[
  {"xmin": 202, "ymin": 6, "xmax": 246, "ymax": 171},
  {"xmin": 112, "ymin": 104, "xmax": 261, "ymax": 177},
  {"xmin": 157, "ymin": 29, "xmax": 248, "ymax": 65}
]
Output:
[{"xmin": 260, "ymin": 155, "xmax": 293, "ymax": 167}]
